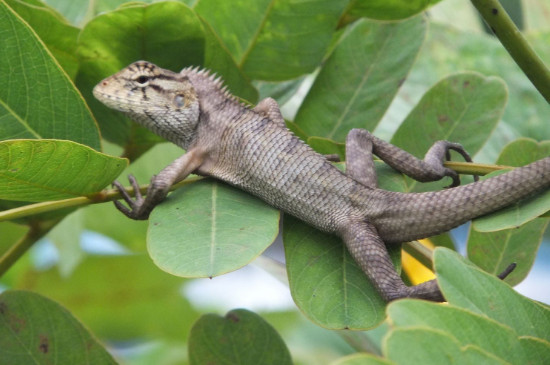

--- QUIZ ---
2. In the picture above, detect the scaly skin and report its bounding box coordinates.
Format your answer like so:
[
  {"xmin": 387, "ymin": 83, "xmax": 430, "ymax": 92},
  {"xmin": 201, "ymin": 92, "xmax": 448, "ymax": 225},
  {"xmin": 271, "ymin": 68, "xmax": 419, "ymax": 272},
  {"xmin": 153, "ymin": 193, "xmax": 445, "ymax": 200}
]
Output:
[{"xmin": 94, "ymin": 61, "xmax": 550, "ymax": 301}]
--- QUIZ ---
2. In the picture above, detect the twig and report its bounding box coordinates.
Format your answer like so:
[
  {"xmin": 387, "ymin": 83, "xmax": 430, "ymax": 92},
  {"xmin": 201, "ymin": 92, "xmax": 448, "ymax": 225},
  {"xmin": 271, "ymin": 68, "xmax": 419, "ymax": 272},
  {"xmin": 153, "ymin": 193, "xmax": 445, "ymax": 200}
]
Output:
[{"xmin": 471, "ymin": 0, "xmax": 550, "ymax": 102}]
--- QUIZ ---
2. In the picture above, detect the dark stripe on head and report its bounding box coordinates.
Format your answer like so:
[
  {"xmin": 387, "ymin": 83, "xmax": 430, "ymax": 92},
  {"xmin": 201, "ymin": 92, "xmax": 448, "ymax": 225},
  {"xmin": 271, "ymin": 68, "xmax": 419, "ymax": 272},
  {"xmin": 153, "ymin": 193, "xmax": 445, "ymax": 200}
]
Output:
[
  {"xmin": 148, "ymin": 84, "xmax": 163, "ymax": 93},
  {"xmin": 141, "ymin": 88, "xmax": 149, "ymax": 100}
]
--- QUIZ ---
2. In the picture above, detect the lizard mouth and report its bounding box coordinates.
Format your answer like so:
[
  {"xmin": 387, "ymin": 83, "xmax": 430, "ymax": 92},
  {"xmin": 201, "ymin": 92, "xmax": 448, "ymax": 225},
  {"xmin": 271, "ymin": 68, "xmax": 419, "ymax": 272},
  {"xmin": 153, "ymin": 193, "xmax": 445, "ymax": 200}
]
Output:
[{"xmin": 93, "ymin": 83, "xmax": 141, "ymax": 113}]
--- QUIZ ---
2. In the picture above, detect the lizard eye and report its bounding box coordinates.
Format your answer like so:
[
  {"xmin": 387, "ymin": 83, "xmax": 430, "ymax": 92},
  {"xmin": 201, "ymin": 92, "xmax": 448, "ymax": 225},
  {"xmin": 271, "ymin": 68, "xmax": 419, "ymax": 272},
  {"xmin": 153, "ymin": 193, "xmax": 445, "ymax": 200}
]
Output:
[{"xmin": 135, "ymin": 75, "xmax": 150, "ymax": 85}]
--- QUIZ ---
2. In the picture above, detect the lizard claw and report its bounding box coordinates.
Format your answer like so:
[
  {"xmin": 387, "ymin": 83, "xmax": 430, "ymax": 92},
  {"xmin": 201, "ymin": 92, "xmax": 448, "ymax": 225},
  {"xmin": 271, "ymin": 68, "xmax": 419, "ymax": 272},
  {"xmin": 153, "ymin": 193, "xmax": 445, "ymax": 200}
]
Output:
[
  {"xmin": 445, "ymin": 143, "xmax": 479, "ymax": 183},
  {"xmin": 443, "ymin": 169, "xmax": 461, "ymax": 189},
  {"xmin": 112, "ymin": 175, "xmax": 150, "ymax": 220}
]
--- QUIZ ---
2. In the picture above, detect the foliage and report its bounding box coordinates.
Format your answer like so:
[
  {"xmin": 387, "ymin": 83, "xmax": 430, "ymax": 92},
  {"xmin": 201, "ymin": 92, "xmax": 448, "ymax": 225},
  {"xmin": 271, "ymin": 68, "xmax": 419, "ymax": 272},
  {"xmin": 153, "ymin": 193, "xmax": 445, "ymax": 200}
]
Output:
[{"xmin": 0, "ymin": 0, "xmax": 549, "ymax": 364}]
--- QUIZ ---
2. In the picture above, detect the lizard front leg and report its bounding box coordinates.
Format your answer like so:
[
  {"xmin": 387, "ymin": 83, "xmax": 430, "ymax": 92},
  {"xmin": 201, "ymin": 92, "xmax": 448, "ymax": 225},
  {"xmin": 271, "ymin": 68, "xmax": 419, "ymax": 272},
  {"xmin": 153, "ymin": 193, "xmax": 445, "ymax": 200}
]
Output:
[
  {"xmin": 253, "ymin": 97, "xmax": 285, "ymax": 127},
  {"xmin": 112, "ymin": 148, "xmax": 206, "ymax": 220},
  {"xmin": 345, "ymin": 129, "xmax": 478, "ymax": 188}
]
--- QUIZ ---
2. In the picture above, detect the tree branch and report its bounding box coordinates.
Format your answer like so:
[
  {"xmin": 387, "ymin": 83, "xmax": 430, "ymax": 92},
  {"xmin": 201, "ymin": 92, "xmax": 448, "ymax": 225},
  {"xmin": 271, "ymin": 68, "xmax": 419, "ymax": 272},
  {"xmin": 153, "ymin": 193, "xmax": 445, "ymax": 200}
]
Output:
[{"xmin": 471, "ymin": 0, "xmax": 550, "ymax": 102}]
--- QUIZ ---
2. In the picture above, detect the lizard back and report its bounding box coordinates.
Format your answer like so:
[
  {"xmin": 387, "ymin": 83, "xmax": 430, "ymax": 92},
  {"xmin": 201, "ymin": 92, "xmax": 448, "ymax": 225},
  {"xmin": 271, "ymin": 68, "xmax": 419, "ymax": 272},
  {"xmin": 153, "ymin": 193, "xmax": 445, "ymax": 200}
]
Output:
[{"xmin": 184, "ymin": 68, "xmax": 373, "ymax": 233}]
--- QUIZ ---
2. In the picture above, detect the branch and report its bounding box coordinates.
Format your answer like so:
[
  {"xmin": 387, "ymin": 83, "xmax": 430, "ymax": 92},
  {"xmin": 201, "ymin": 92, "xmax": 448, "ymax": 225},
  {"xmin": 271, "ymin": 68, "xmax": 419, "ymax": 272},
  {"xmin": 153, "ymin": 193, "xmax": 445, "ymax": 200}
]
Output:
[
  {"xmin": 0, "ymin": 176, "xmax": 203, "ymax": 222},
  {"xmin": 471, "ymin": 0, "xmax": 550, "ymax": 102},
  {"xmin": 0, "ymin": 219, "xmax": 60, "ymax": 277}
]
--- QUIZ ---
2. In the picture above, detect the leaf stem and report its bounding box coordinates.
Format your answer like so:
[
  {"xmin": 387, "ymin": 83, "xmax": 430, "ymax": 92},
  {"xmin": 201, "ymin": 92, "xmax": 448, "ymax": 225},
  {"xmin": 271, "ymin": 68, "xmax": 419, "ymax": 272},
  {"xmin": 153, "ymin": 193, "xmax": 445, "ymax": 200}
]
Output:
[
  {"xmin": 0, "ymin": 176, "xmax": 203, "ymax": 222},
  {"xmin": 403, "ymin": 241, "xmax": 435, "ymax": 269},
  {"xmin": 444, "ymin": 160, "xmax": 511, "ymax": 176},
  {"xmin": 337, "ymin": 330, "xmax": 382, "ymax": 356},
  {"xmin": 470, "ymin": 0, "xmax": 550, "ymax": 102},
  {"xmin": 0, "ymin": 219, "xmax": 60, "ymax": 277}
]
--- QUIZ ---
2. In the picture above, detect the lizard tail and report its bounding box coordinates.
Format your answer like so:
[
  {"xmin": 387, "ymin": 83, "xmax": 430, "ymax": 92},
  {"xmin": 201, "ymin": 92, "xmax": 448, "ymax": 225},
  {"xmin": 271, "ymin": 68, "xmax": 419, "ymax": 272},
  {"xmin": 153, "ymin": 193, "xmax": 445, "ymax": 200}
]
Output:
[{"xmin": 375, "ymin": 157, "xmax": 550, "ymax": 243}]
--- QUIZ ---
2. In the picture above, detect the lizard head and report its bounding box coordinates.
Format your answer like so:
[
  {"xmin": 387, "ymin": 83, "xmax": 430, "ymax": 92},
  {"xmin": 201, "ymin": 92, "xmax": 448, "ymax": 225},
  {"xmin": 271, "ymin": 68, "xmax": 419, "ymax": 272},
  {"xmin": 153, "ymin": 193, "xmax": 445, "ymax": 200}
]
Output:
[{"xmin": 93, "ymin": 61, "xmax": 200, "ymax": 148}]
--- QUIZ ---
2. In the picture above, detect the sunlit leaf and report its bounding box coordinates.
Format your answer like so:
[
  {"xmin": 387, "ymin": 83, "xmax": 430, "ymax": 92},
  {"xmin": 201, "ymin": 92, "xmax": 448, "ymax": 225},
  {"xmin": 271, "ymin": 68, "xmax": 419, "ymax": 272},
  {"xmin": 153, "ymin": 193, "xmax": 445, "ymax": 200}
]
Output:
[
  {"xmin": 148, "ymin": 180, "xmax": 279, "ymax": 278},
  {"xmin": 0, "ymin": 140, "xmax": 126, "ymax": 202}
]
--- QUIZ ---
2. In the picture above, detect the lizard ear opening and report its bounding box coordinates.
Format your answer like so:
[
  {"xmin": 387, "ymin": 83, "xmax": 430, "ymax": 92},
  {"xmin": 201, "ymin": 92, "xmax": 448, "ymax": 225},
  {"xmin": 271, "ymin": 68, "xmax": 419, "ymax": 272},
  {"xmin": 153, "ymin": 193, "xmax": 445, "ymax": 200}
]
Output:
[{"xmin": 173, "ymin": 94, "xmax": 186, "ymax": 108}]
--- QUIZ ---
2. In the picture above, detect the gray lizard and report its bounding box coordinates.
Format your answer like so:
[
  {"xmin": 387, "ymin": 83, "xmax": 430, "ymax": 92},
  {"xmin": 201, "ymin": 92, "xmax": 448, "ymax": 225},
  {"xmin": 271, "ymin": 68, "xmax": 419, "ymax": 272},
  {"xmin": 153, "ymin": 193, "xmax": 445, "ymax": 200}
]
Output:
[{"xmin": 93, "ymin": 61, "xmax": 550, "ymax": 301}]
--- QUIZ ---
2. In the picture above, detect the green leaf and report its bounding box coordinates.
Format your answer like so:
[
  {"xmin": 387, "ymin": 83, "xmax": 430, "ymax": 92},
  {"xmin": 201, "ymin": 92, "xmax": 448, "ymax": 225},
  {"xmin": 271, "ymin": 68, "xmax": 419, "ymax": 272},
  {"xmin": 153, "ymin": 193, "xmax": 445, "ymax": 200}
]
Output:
[
  {"xmin": 295, "ymin": 17, "xmax": 426, "ymax": 141},
  {"xmin": 14, "ymin": 255, "xmax": 198, "ymax": 341},
  {"xmin": 0, "ymin": 139, "xmax": 127, "ymax": 202},
  {"xmin": 200, "ymin": 18, "xmax": 258, "ymax": 103},
  {"xmin": 188, "ymin": 309, "xmax": 292, "ymax": 365},
  {"xmin": 391, "ymin": 72, "xmax": 507, "ymax": 192},
  {"xmin": 392, "ymin": 72, "xmax": 507, "ymax": 155},
  {"xmin": 347, "ymin": 0, "xmax": 443, "ymax": 21},
  {"xmin": 473, "ymin": 139, "xmax": 550, "ymax": 232},
  {"xmin": 0, "ymin": 290, "xmax": 117, "ymax": 364},
  {"xmin": 148, "ymin": 180, "xmax": 279, "ymax": 277},
  {"xmin": 434, "ymin": 247, "xmax": 550, "ymax": 342},
  {"xmin": 407, "ymin": 23, "xmax": 548, "ymax": 145},
  {"xmin": 5, "ymin": 0, "xmax": 80, "ymax": 79},
  {"xmin": 384, "ymin": 327, "xmax": 508, "ymax": 365},
  {"xmin": 76, "ymin": 1, "xmax": 205, "ymax": 146},
  {"xmin": 283, "ymin": 215, "xmax": 387, "ymax": 330},
  {"xmin": 195, "ymin": 0, "xmax": 347, "ymax": 80},
  {"xmin": 0, "ymin": 1, "xmax": 100, "ymax": 149},
  {"xmin": 388, "ymin": 300, "xmax": 541, "ymax": 364},
  {"xmin": 467, "ymin": 218, "xmax": 548, "ymax": 285}
]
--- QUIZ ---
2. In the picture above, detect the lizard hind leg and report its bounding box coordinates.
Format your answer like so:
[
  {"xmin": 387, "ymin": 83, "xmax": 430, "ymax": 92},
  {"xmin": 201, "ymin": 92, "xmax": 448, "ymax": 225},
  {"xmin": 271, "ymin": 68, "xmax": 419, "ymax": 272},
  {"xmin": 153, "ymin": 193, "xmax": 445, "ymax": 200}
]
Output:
[
  {"xmin": 341, "ymin": 221, "xmax": 444, "ymax": 302},
  {"xmin": 345, "ymin": 129, "xmax": 478, "ymax": 189}
]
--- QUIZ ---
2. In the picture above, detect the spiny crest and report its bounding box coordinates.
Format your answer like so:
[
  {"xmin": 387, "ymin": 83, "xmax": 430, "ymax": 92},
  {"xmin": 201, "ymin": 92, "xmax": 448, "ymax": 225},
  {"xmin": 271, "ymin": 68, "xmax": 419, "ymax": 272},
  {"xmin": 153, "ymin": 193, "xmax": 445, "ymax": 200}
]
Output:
[{"xmin": 181, "ymin": 65, "xmax": 246, "ymax": 106}]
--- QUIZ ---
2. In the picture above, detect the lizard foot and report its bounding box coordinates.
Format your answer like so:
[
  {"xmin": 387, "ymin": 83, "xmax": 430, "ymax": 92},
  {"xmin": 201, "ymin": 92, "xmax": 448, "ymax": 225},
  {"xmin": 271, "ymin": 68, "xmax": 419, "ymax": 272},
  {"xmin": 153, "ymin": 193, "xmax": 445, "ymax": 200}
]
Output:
[
  {"xmin": 112, "ymin": 174, "xmax": 151, "ymax": 220},
  {"xmin": 442, "ymin": 142, "xmax": 480, "ymax": 188}
]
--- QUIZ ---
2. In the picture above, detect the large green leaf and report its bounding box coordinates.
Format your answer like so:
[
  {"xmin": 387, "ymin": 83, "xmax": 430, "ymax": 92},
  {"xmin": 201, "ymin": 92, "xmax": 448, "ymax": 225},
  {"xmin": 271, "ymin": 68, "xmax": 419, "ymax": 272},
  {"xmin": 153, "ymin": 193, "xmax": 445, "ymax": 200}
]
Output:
[
  {"xmin": 347, "ymin": 0, "xmax": 443, "ymax": 20},
  {"xmin": 5, "ymin": 0, "xmax": 79, "ymax": 79},
  {"xmin": 148, "ymin": 180, "xmax": 279, "ymax": 278},
  {"xmin": 283, "ymin": 215, "xmax": 387, "ymax": 330},
  {"xmin": 14, "ymin": 255, "xmax": 198, "ymax": 341},
  {"xmin": 0, "ymin": 290, "xmax": 116, "ymax": 365},
  {"xmin": 0, "ymin": 140, "xmax": 126, "ymax": 202},
  {"xmin": 405, "ymin": 23, "xmax": 549, "ymax": 145},
  {"xmin": 0, "ymin": 1, "xmax": 100, "ymax": 149},
  {"xmin": 295, "ymin": 16, "xmax": 426, "ymax": 141},
  {"xmin": 388, "ymin": 300, "xmax": 546, "ymax": 364},
  {"xmin": 195, "ymin": 0, "xmax": 347, "ymax": 81},
  {"xmin": 188, "ymin": 309, "xmax": 292, "ymax": 365},
  {"xmin": 392, "ymin": 73, "xmax": 507, "ymax": 157},
  {"xmin": 200, "ymin": 17, "xmax": 258, "ymax": 103},
  {"xmin": 391, "ymin": 72, "xmax": 507, "ymax": 192},
  {"xmin": 76, "ymin": 1, "xmax": 205, "ymax": 146},
  {"xmin": 434, "ymin": 247, "xmax": 550, "ymax": 342}
]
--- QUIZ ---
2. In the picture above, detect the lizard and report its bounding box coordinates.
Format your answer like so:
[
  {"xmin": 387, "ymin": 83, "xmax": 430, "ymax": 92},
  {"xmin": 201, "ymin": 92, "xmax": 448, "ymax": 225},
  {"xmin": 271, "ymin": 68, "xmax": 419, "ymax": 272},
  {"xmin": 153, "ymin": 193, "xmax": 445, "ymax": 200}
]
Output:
[{"xmin": 93, "ymin": 61, "xmax": 550, "ymax": 302}]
